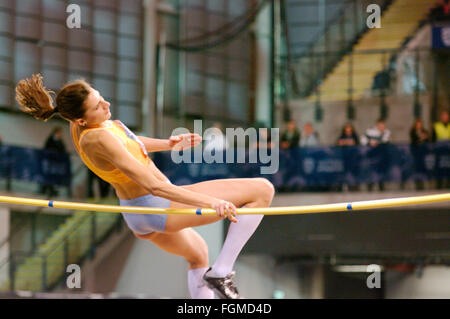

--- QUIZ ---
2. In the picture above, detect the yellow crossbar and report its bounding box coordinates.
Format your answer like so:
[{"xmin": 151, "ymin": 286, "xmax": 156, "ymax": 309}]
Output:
[{"xmin": 0, "ymin": 193, "xmax": 449, "ymax": 216}]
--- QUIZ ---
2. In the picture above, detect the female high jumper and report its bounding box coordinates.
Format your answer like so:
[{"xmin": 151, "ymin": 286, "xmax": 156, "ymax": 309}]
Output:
[{"xmin": 15, "ymin": 74, "xmax": 274, "ymax": 299}]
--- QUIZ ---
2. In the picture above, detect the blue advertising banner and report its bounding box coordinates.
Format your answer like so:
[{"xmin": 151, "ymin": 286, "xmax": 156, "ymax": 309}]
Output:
[
  {"xmin": 0, "ymin": 145, "xmax": 71, "ymax": 187},
  {"xmin": 1, "ymin": 142, "xmax": 448, "ymax": 191},
  {"xmin": 153, "ymin": 142, "xmax": 450, "ymax": 190},
  {"xmin": 432, "ymin": 26, "xmax": 450, "ymax": 49}
]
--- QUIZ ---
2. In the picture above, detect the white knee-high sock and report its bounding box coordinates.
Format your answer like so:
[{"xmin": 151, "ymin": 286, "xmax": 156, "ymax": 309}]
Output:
[
  {"xmin": 210, "ymin": 213, "xmax": 264, "ymax": 277},
  {"xmin": 188, "ymin": 267, "xmax": 215, "ymax": 299}
]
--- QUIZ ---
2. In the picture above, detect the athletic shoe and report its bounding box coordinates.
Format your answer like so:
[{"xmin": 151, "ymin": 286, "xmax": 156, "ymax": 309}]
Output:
[{"xmin": 203, "ymin": 267, "xmax": 241, "ymax": 299}]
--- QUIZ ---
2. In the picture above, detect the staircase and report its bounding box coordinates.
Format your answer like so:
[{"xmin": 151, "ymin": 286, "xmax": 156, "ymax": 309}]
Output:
[
  {"xmin": 310, "ymin": 0, "xmax": 439, "ymax": 102},
  {"xmin": 0, "ymin": 200, "xmax": 121, "ymax": 292}
]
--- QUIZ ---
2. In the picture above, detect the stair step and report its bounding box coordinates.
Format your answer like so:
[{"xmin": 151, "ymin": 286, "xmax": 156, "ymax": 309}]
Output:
[
  {"xmin": 310, "ymin": 0, "xmax": 440, "ymax": 99},
  {"xmin": 7, "ymin": 207, "xmax": 120, "ymax": 292}
]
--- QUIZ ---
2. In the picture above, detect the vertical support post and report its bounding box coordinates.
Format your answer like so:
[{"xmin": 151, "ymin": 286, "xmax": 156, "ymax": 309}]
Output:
[
  {"xmin": 31, "ymin": 214, "xmax": 37, "ymax": 252},
  {"xmin": 353, "ymin": 0, "xmax": 358, "ymax": 38},
  {"xmin": 348, "ymin": 52, "xmax": 354, "ymax": 109},
  {"xmin": 90, "ymin": 215, "xmax": 96, "ymax": 258},
  {"xmin": 270, "ymin": 0, "xmax": 275, "ymax": 127},
  {"xmin": 413, "ymin": 48, "xmax": 422, "ymax": 118},
  {"xmin": 347, "ymin": 99, "xmax": 355, "ymax": 120},
  {"xmin": 339, "ymin": 13, "xmax": 345, "ymax": 53},
  {"xmin": 41, "ymin": 255, "xmax": 47, "ymax": 291},
  {"xmin": 431, "ymin": 53, "xmax": 438, "ymax": 123},
  {"xmin": 6, "ymin": 164, "xmax": 11, "ymax": 192},
  {"xmin": 9, "ymin": 255, "xmax": 15, "ymax": 291},
  {"xmin": 64, "ymin": 239, "xmax": 69, "ymax": 267},
  {"xmin": 380, "ymin": 52, "xmax": 388, "ymax": 119},
  {"xmin": 154, "ymin": 44, "xmax": 161, "ymax": 136}
]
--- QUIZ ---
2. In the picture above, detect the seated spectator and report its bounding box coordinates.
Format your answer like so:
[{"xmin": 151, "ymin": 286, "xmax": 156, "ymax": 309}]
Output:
[
  {"xmin": 337, "ymin": 124, "xmax": 360, "ymax": 191},
  {"xmin": 410, "ymin": 118, "xmax": 430, "ymax": 146},
  {"xmin": 432, "ymin": 110, "xmax": 450, "ymax": 142},
  {"xmin": 360, "ymin": 118, "xmax": 391, "ymax": 147},
  {"xmin": 300, "ymin": 122, "xmax": 319, "ymax": 147},
  {"xmin": 361, "ymin": 119, "xmax": 391, "ymax": 191},
  {"xmin": 442, "ymin": 0, "xmax": 450, "ymax": 14},
  {"xmin": 431, "ymin": 0, "xmax": 449, "ymax": 20},
  {"xmin": 431, "ymin": 110, "xmax": 450, "ymax": 189},
  {"xmin": 337, "ymin": 123, "xmax": 359, "ymax": 146},
  {"xmin": 280, "ymin": 120, "xmax": 300, "ymax": 149}
]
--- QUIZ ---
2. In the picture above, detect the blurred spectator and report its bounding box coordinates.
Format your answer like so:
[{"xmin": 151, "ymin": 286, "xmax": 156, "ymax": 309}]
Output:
[
  {"xmin": 431, "ymin": 0, "xmax": 450, "ymax": 20},
  {"xmin": 203, "ymin": 122, "xmax": 229, "ymax": 153},
  {"xmin": 442, "ymin": 0, "xmax": 450, "ymax": 14},
  {"xmin": 431, "ymin": 110, "xmax": 450, "ymax": 142},
  {"xmin": 431, "ymin": 110, "xmax": 450, "ymax": 189},
  {"xmin": 360, "ymin": 118, "xmax": 391, "ymax": 147},
  {"xmin": 337, "ymin": 124, "xmax": 360, "ymax": 192},
  {"xmin": 337, "ymin": 123, "xmax": 359, "ymax": 146},
  {"xmin": 0, "ymin": 135, "xmax": 3, "ymax": 147},
  {"xmin": 44, "ymin": 127, "xmax": 66, "ymax": 153},
  {"xmin": 410, "ymin": 118, "xmax": 430, "ymax": 145},
  {"xmin": 41, "ymin": 127, "xmax": 67, "ymax": 197},
  {"xmin": 300, "ymin": 122, "xmax": 319, "ymax": 147},
  {"xmin": 410, "ymin": 118, "xmax": 430, "ymax": 190},
  {"xmin": 280, "ymin": 120, "xmax": 300, "ymax": 149},
  {"xmin": 372, "ymin": 69, "xmax": 391, "ymax": 92},
  {"xmin": 361, "ymin": 119, "xmax": 391, "ymax": 191}
]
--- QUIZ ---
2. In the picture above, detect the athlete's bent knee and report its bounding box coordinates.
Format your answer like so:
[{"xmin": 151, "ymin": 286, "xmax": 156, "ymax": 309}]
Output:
[
  {"xmin": 256, "ymin": 178, "xmax": 275, "ymax": 204},
  {"xmin": 186, "ymin": 241, "xmax": 209, "ymax": 268}
]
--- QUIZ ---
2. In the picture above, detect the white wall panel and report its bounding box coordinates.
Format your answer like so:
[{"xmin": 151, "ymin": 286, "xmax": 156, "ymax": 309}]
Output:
[
  {"xmin": 42, "ymin": 21, "xmax": 67, "ymax": 44},
  {"xmin": 15, "ymin": 16, "xmax": 41, "ymax": 39},
  {"xmin": 94, "ymin": 55, "xmax": 116, "ymax": 76},
  {"xmin": 42, "ymin": 0, "xmax": 66, "ymax": 20},
  {"xmin": 42, "ymin": 47, "xmax": 66, "ymax": 67}
]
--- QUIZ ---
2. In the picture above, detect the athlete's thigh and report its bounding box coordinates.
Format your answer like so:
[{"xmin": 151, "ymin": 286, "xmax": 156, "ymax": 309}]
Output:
[
  {"xmin": 171, "ymin": 178, "xmax": 262, "ymax": 209},
  {"xmin": 165, "ymin": 178, "xmax": 261, "ymax": 232}
]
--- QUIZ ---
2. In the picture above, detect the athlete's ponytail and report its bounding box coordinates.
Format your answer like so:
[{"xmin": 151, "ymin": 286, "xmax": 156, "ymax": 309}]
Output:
[
  {"xmin": 15, "ymin": 74, "xmax": 57, "ymax": 121},
  {"xmin": 15, "ymin": 74, "xmax": 91, "ymax": 122}
]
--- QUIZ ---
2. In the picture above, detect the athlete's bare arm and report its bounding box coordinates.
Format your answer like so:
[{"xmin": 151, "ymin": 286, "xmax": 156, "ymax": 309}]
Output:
[{"xmin": 138, "ymin": 133, "xmax": 202, "ymax": 153}]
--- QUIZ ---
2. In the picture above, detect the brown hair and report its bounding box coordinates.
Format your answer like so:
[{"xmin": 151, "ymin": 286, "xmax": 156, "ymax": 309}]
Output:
[{"xmin": 15, "ymin": 74, "xmax": 91, "ymax": 122}]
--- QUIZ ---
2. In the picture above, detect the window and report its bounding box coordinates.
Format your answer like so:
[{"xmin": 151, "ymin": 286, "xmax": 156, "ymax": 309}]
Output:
[{"xmin": 0, "ymin": 0, "xmax": 144, "ymax": 130}]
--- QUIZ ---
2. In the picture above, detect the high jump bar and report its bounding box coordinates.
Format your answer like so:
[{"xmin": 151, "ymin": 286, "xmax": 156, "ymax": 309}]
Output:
[{"xmin": 0, "ymin": 193, "xmax": 449, "ymax": 216}]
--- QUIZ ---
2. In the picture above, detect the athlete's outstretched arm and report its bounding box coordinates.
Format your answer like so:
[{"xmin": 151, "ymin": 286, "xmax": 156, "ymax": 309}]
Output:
[{"xmin": 138, "ymin": 133, "xmax": 202, "ymax": 152}]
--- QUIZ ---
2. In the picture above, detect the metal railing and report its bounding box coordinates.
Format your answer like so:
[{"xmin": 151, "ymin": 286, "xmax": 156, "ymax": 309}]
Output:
[
  {"xmin": 283, "ymin": 0, "xmax": 393, "ymax": 98},
  {"xmin": 280, "ymin": 45, "xmax": 447, "ymax": 118},
  {"xmin": 0, "ymin": 200, "xmax": 122, "ymax": 292}
]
